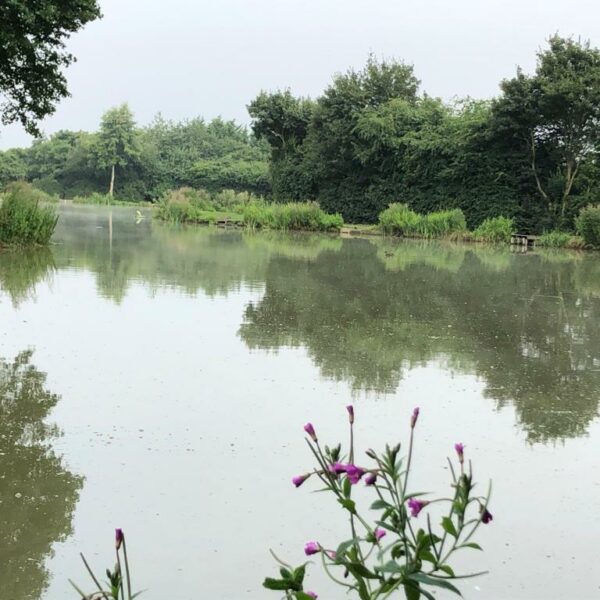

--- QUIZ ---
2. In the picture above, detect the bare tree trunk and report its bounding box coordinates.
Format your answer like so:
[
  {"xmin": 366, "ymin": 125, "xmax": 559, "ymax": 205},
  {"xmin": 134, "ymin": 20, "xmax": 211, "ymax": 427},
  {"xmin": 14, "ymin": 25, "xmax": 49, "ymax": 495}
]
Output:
[
  {"xmin": 529, "ymin": 132, "xmax": 549, "ymax": 204},
  {"xmin": 560, "ymin": 158, "xmax": 579, "ymax": 225},
  {"xmin": 108, "ymin": 164, "xmax": 115, "ymax": 197}
]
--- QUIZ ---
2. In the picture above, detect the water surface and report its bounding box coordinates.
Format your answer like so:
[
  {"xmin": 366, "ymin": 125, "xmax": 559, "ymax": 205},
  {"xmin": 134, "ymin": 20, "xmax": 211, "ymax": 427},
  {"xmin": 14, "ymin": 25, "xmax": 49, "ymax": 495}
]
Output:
[{"xmin": 1, "ymin": 205, "xmax": 599, "ymax": 599}]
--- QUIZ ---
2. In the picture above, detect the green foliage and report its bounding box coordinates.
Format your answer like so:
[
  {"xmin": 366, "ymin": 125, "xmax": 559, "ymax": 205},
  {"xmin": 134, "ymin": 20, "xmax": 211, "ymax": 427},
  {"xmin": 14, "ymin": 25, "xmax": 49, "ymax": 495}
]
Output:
[
  {"xmin": 473, "ymin": 216, "xmax": 514, "ymax": 244},
  {"xmin": 576, "ymin": 204, "xmax": 600, "ymax": 247},
  {"xmin": 0, "ymin": 1, "xmax": 102, "ymax": 135},
  {"xmin": 0, "ymin": 182, "xmax": 58, "ymax": 245},
  {"xmin": 242, "ymin": 201, "xmax": 343, "ymax": 231},
  {"xmin": 379, "ymin": 204, "xmax": 466, "ymax": 238},
  {"xmin": 72, "ymin": 192, "xmax": 112, "ymax": 205},
  {"xmin": 536, "ymin": 231, "xmax": 584, "ymax": 249}
]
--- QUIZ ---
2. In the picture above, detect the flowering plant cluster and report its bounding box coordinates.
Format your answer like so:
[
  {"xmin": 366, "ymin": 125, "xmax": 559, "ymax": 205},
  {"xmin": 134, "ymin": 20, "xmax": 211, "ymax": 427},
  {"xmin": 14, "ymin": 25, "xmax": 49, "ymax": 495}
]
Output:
[
  {"xmin": 70, "ymin": 528, "xmax": 142, "ymax": 599},
  {"xmin": 263, "ymin": 406, "xmax": 492, "ymax": 600}
]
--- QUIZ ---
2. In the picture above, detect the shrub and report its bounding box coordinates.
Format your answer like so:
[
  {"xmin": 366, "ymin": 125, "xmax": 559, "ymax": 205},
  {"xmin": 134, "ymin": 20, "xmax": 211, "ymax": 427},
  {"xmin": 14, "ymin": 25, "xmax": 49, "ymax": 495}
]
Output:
[
  {"xmin": 379, "ymin": 203, "xmax": 421, "ymax": 235},
  {"xmin": 0, "ymin": 182, "xmax": 58, "ymax": 245},
  {"xmin": 264, "ymin": 406, "xmax": 492, "ymax": 600},
  {"xmin": 72, "ymin": 192, "xmax": 112, "ymax": 205},
  {"xmin": 473, "ymin": 216, "xmax": 514, "ymax": 243},
  {"xmin": 576, "ymin": 204, "xmax": 600, "ymax": 248}
]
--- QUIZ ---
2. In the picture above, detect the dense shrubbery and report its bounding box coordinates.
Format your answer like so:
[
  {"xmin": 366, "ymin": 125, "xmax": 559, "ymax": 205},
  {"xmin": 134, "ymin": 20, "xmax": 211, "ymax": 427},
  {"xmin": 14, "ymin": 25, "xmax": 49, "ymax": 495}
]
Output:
[
  {"xmin": 0, "ymin": 182, "xmax": 58, "ymax": 245},
  {"xmin": 576, "ymin": 205, "xmax": 600, "ymax": 248},
  {"xmin": 379, "ymin": 204, "xmax": 466, "ymax": 237},
  {"xmin": 249, "ymin": 38, "xmax": 600, "ymax": 232},
  {"xmin": 472, "ymin": 216, "xmax": 514, "ymax": 244},
  {"xmin": 242, "ymin": 201, "xmax": 343, "ymax": 231}
]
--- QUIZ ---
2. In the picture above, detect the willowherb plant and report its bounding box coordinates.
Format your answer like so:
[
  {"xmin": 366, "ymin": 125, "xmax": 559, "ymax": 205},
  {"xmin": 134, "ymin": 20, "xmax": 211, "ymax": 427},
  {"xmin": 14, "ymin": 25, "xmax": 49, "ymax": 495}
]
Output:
[
  {"xmin": 70, "ymin": 528, "xmax": 142, "ymax": 599},
  {"xmin": 264, "ymin": 407, "xmax": 492, "ymax": 600}
]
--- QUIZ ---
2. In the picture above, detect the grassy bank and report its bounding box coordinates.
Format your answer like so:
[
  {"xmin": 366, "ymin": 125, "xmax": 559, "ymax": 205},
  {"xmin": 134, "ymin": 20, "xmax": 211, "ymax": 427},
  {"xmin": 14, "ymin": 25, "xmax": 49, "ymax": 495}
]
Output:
[
  {"xmin": 0, "ymin": 182, "xmax": 58, "ymax": 246},
  {"xmin": 156, "ymin": 188, "xmax": 343, "ymax": 232}
]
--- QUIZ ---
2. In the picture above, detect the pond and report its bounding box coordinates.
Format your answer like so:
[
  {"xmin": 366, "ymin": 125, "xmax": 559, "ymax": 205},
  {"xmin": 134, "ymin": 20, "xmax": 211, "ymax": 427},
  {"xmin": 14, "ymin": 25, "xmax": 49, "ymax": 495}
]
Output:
[{"xmin": 1, "ymin": 205, "xmax": 599, "ymax": 600}]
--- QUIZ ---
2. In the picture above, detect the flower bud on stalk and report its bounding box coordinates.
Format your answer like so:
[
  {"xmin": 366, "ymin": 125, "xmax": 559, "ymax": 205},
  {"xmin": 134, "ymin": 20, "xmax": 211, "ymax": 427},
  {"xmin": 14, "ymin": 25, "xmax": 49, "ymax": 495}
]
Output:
[
  {"xmin": 410, "ymin": 407, "xmax": 420, "ymax": 428},
  {"xmin": 304, "ymin": 423, "xmax": 317, "ymax": 442},
  {"xmin": 346, "ymin": 405, "xmax": 354, "ymax": 424},
  {"xmin": 454, "ymin": 443, "xmax": 465, "ymax": 464},
  {"xmin": 115, "ymin": 528, "xmax": 124, "ymax": 550}
]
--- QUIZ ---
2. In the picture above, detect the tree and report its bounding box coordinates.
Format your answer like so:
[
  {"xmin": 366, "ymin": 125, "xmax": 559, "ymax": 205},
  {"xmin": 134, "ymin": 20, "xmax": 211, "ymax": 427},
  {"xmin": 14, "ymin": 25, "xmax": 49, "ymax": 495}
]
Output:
[
  {"xmin": 493, "ymin": 36, "xmax": 600, "ymax": 225},
  {"xmin": 95, "ymin": 104, "xmax": 139, "ymax": 196},
  {"xmin": 0, "ymin": 1, "xmax": 102, "ymax": 136}
]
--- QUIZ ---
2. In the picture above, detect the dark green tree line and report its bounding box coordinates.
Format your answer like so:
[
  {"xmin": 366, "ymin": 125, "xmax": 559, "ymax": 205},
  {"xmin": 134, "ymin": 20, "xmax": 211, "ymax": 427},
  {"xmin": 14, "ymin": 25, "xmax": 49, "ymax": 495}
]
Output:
[{"xmin": 249, "ymin": 37, "xmax": 600, "ymax": 231}]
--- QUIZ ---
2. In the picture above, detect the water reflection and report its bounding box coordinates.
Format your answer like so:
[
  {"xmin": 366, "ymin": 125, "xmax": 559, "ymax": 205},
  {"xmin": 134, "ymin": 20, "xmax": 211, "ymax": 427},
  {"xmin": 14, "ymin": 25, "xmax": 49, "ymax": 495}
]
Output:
[
  {"xmin": 5, "ymin": 205, "xmax": 599, "ymax": 444},
  {"xmin": 0, "ymin": 351, "xmax": 83, "ymax": 600},
  {"xmin": 240, "ymin": 240, "xmax": 600, "ymax": 442},
  {"xmin": 0, "ymin": 248, "xmax": 55, "ymax": 307}
]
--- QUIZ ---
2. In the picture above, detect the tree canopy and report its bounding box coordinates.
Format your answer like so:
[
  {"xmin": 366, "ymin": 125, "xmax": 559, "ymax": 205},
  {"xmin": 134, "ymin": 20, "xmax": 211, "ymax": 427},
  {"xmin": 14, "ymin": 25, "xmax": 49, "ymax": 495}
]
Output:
[{"xmin": 0, "ymin": 0, "xmax": 102, "ymax": 136}]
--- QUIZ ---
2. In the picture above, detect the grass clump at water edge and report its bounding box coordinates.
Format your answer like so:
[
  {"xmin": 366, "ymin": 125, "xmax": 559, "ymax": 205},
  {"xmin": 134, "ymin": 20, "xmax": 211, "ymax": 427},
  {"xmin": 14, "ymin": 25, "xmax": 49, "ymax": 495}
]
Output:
[{"xmin": 0, "ymin": 182, "xmax": 58, "ymax": 246}]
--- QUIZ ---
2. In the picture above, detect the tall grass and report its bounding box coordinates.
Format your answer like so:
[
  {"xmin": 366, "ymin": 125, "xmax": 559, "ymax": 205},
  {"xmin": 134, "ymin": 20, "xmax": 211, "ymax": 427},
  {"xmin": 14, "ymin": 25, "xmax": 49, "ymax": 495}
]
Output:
[
  {"xmin": 536, "ymin": 230, "xmax": 585, "ymax": 249},
  {"xmin": 242, "ymin": 201, "xmax": 343, "ymax": 231},
  {"xmin": 0, "ymin": 182, "xmax": 58, "ymax": 246},
  {"xmin": 472, "ymin": 216, "xmax": 514, "ymax": 244},
  {"xmin": 379, "ymin": 203, "xmax": 466, "ymax": 238}
]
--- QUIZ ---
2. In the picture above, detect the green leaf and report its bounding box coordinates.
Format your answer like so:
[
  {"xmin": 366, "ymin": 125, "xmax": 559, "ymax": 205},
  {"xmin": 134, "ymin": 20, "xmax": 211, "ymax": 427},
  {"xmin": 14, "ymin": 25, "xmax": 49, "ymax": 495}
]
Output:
[
  {"xmin": 263, "ymin": 578, "xmax": 291, "ymax": 591},
  {"xmin": 347, "ymin": 563, "xmax": 380, "ymax": 579},
  {"xmin": 409, "ymin": 573, "xmax": 462, "ymax": 596},
  {"xmin": 439, "ymin": 565, "xmax": 455, "ymax": 577},
  {"xmin": 295, "ymin": 593, "xmax": 316, "ymax": 600},
  {"xmin": 342, "ymin": 476, "xmax": 352, "ymax": 498},
  {"xmin": 441, "ymin": 516, "xmax": 458, "ymax": 538},
  {"xmin": 280, "ymin": 567, "xmax": 292, "ymax": 580},
  {"xmin": 377, "ymin": 560, "xmax": 403, "ymax": 574},
  {"xmin": 292, "ymin": 565, "xmax": 306, "ymax": 586},
  {"xmin": 404, "ymin": 582, "xmax": 421, "ymax": 600},
  {"xmin": 338, "ymin": 497, "xmax": 356, "ymax": 514},
  {"xmin": 370, "ymin": 499, "xmax": 391, "ymax": 510},
  {"xmin": 335, "ymin": 538, "xmax": 360, "ymax": 558},
  {"xmin": 459, "ymin": 542, "xmax": 483, "ymax": 551}
]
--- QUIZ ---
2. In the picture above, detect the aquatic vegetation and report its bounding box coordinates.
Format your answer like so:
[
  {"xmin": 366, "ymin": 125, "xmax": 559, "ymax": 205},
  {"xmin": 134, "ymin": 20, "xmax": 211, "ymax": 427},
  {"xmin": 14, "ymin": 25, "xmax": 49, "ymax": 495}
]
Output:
[
  {"xmin": 0, "ymin": 181, "xmax": 58, "ymax": 245},
  {"xmin": 536, "ymin": 230, "xmax": 585, "ymax": 249},
  {"xmin": 71, "ymin": 528, "xmax": 139, "ymax": 599},
  {"xmin": 472, "ymin": 216, "xmax": 514, "ymax": 244},
  {"xmin": 242, "ymin": 201, "xmax": 343, "ymax": 232},
  {"xmin": 576, "ymin": 204, "xmax": 600, "ymax": 248},
  {"xmin": 264, "ymin": 406, "xmax": 492, "ymax": 600},
  {"xmin": 379, "ymin": 204, "xmax": 466, "ymax": 238}
]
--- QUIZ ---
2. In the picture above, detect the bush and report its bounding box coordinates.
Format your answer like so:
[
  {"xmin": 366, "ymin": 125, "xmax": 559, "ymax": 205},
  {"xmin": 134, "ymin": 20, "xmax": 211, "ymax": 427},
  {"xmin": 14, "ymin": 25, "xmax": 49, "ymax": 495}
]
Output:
[
  {"xmin": 72, "ymin": 192, "xmax": 112, "ymax": 205},
  {"xmin": 473, "ymin": 216, "xmax": 514, "ymax": 243},
  {"xmin": 379, "ymin": 203, "xmax": 466, "ymax": 238},
  {"xmin": 0, "ymin": 182, "xmax": 58, "ymax": 245},
  {"xmin": 576, "ymin": 204, "xmax": 600, "ymax": 248}
]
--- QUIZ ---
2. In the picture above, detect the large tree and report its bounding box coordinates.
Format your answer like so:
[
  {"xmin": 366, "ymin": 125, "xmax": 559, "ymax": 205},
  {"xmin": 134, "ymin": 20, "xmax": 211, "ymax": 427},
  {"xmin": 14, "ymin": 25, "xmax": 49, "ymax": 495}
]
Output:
[
  {"xmin": 0, "ymin": 0, "xmax": 102, "ymax": 136},
  {"xmin": 493, "ymin": 36, "xmax": 600, "ymax": 225},
  {"xmin": 95, "ymin": 103, "xmax": 139, "ymax": 196}
]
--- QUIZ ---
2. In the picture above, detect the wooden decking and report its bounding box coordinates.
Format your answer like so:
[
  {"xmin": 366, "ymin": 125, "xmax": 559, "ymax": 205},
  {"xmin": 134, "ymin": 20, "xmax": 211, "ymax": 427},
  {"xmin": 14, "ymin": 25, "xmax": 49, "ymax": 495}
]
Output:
[{"xmin": 510, "ymin": 234, "xmax": 538, "ymax": 247}]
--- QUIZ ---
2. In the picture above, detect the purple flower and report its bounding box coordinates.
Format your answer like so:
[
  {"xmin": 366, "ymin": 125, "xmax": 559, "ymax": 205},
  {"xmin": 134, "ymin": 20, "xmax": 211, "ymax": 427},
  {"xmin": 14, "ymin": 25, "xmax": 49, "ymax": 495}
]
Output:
[
  {"xmin": 364, "ymin": 472, "xmax": 377, "ymax": 486},
  {"xmin": 454, "ymin": 443, "xmax": 465, "ymax": 464},
  {"xmin": 306, "ymin": 592, "xmax": 318, "ymax": 599},
  {"xmin": 328, "ymin": 462, "xmax": 347, "ymax": 475},
  {"xmin": 407, "ymin": 498, "xmax": 428, "ymax": 517},
  {"xmin": 292, "ymin": 473, "xmax": 310, "ymax": 488},
  {"xmin": 304, "ymin": 541, "xmax": 320, "ymax": 556},
  {"xmin": 304, "ymin": 423, "xmax": 317, "ymax": 442},
  {"xmin": 374, "ymin": 527, "xmax": 386, "ymax": 541},
  {"xmin": 410, "ymin": 407, "xmax": 420, "ymax": 428},
  {"xmin": 346, "ymin": 405, "xmax": 354, "ymax": 424},
  {"xmin": 345, "ymin": 464, "xmax": 365, "ymax": 484},
  {"xmin": 115, "ymin": 528, "xmax": 124, "ymax": 550},
  {"xmin": 481, "ymin": 508, "xmax": 493, "ymax": 524}
]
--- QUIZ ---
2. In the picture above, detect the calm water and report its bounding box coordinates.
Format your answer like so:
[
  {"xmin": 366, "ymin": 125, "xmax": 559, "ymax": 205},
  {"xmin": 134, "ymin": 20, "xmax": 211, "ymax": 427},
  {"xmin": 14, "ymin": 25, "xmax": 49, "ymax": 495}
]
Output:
[{"xmin": 1, "ymin": 205, "xmax": 599, "ymax": 599}]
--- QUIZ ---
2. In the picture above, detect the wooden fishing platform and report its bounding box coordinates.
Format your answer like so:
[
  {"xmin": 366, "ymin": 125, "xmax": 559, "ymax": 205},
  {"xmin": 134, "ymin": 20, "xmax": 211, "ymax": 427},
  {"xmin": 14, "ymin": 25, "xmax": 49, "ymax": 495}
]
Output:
[{"xmin": 510, "ymin": 233, "xmax": 538, "ymax": 247}]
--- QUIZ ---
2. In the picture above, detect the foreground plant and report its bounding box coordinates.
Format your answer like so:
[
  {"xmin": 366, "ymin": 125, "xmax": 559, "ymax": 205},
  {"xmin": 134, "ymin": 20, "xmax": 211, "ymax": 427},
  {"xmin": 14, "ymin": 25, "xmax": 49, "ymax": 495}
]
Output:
[
  {"xmin": 264, "ymin": 407, "xmax": 492, "ymax": 600},
  {"xmin": 70, "ymin": 528, "xmax": 142, "ymax": 599}
]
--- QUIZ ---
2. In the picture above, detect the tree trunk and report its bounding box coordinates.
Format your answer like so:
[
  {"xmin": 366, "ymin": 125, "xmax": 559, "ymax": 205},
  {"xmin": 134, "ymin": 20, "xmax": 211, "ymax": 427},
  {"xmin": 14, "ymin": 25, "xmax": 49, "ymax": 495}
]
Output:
[{"xmin": 108, "ymin": 164, "xmax": 115, "ymax": 197}]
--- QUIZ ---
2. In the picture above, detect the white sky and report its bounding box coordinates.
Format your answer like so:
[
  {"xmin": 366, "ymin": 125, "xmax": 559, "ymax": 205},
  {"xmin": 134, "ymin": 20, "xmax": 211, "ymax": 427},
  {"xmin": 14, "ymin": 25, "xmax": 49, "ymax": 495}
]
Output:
[{"xmin": 1, "ymin": 0, "xmax": 599, "ymax": 148}]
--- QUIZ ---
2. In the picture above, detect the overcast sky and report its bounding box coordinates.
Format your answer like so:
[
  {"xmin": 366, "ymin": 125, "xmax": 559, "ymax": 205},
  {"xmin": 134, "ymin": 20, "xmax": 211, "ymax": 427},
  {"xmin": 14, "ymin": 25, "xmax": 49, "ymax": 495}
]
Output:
[{"xmin": 1, "ymin": 0, "xmax": 599, "ymax": 148}]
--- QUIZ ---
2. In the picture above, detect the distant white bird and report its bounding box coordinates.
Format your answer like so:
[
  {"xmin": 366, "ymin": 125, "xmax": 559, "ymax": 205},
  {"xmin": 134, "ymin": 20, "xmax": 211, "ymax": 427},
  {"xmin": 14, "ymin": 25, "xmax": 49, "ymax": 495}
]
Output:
[{"xmin": 135, "ymin": 210, "xmax": 145, "ymax": 223}]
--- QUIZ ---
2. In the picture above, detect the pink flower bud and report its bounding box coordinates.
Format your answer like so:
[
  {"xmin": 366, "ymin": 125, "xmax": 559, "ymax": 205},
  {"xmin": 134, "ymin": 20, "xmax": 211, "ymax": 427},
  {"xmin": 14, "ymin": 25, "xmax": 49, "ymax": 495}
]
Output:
[
  {"xmin": 374, "ymin": 527, "xmax": 386, "ymax": 541},
  {"xmin": 410, "ymin": 407, "xmax": 420, "ymax": 428},
  {"xmin": 306, "ymin": 592, "xmax": 318, "ymax": 599},
  {"xmin": 454, "ymin": 442, "xmax": 465, "ymax": 464},
  {"xmin": 364, "ymin": 472, "xmax": 377, "ymax": 486},
  {"xmin": 345, "ymin": 464, "xmax": 365, "ymax": 484},
  {"xmin": 346, "ymin": 405, "xmax": 354, "ymax": 424},
  {"xmin": 292, "ymin": 473, "xmax": 310, "ymax": 488},
  {"xmin": 407, "ymin": 498, "xmax": 429, "ymax": 517},
  {"xmin": 304, "ymin": 541, "xmax": 320, "ymax": 556},
  {"xmin": 115, "ymin": 528, "xmax": 124, "ymax": 550},
  {"xmin": 304, "ymin": 423, "xmax": 317, "ymax": 442}
]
